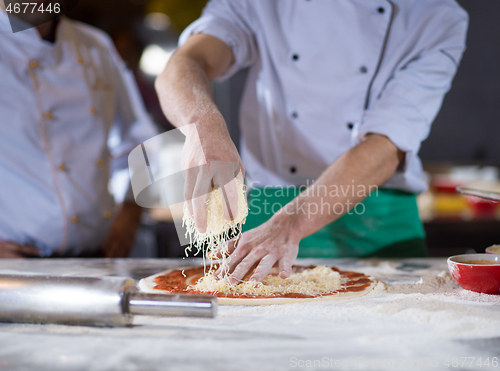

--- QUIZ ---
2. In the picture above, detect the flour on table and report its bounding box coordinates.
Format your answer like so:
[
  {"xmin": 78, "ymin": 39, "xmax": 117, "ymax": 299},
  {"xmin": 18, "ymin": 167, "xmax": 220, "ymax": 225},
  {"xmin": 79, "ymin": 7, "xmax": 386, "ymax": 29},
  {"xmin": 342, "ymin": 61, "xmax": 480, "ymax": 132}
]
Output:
[{"xmin": 387, "ymin": 271, "xmax": 457, "ymax": 294}]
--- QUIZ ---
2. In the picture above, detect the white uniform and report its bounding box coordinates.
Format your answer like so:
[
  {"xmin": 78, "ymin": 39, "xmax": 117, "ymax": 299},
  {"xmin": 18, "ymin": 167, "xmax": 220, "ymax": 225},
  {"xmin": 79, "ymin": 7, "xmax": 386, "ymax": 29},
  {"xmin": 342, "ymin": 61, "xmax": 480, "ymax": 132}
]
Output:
[
  {"xmin": 0, "ymin": 13, "xmax": 157, "ymax": 256},
  {"xmin": 180, "ymin": 0, "xmax": 468, "ymax": 193}
]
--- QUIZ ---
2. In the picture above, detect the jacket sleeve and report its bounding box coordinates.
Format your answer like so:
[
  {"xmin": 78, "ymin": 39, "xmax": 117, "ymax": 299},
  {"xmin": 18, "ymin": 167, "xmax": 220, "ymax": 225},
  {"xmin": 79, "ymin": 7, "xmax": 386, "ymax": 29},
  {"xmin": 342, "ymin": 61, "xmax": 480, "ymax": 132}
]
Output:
[
  {"xmin": 353, "ymin": 11, "xmax": 469, "ymax": 173},
  {"xmin": 178, "ymin": 0, "xmax": 257, "ymax": 81}
]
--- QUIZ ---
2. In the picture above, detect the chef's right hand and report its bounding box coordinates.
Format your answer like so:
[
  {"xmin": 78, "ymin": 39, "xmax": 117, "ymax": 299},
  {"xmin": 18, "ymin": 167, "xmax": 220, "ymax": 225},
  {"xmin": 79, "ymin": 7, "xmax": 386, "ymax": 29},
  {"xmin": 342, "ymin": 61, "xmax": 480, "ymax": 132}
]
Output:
[
  {"xmin": 0, "ymin": 241, "xmax": 40, "ymax": 258},
  {"xmin": 182, "ymin": 124, "xmax": 244, "ymax": 233}
]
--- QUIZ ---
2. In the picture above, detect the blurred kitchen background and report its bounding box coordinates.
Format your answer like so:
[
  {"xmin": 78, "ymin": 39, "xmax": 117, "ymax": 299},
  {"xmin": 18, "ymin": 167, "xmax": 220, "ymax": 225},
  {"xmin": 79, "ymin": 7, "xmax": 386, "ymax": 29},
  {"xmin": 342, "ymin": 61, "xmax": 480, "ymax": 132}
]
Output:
[{"xmin": 65, "ymin": 0, "xmax": 500, "ymax": 258}]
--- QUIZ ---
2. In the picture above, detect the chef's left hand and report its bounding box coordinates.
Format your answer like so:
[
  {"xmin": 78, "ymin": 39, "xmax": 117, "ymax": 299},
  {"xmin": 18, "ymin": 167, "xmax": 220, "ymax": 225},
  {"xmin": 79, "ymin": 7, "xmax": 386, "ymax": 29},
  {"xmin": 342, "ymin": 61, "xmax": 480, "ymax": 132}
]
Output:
[
  {"xmin": 101, "ymin": 202, "xmax": 142, "ymax": 258},
  {"xmin": 213, "ymin": 212, "xmax": 301, "ymax": 284},
  {"xmin": 0, "ymin": 241, "xmax": 40, "ymax": 258}
]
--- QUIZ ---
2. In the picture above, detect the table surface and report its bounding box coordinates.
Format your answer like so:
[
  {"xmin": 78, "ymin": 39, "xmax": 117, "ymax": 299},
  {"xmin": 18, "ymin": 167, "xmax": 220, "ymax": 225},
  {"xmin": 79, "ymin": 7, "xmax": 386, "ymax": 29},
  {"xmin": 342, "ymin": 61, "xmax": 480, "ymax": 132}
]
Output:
[{"xmin": 0, "ymin": 258, "xmax": 499, "ymax": 371}]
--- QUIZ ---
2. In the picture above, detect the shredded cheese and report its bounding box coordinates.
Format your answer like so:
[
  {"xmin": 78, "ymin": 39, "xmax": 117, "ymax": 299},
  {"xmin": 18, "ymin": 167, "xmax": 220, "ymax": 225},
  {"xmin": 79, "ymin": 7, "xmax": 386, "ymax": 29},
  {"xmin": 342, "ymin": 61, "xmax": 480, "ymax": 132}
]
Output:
[
  {"xmin": 182, "ymin": 178, "xmax": 248, "ymax": 275},
  {"xmin": 182, "ymin": 180, "xmax": 344, "ymax": 298},
  {"xmin": 191, "ymin": 266, "xmax": 344, "ymax": 297}
]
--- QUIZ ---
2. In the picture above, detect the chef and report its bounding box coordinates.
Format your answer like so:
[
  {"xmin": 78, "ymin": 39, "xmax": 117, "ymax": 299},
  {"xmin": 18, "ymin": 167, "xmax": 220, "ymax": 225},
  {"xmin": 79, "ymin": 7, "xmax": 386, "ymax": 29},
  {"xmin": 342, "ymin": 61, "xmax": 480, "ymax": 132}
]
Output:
[
  {"xmin": 0, "ymin": 2, "xmax": 157, "ymax": 258},
  {"xmin": 155, "ymin": 0, "xmax": 468, "ymax": 282}
]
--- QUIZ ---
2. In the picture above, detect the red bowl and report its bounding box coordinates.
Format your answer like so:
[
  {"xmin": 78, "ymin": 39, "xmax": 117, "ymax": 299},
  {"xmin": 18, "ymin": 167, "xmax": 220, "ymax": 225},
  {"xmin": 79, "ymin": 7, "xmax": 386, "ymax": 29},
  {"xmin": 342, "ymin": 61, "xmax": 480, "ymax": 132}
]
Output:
[
  {"xmin": 464, "ymin": 196, "xmax": 498, "ymax": 217},
  {"xmin": 486, "ymin": 245, "xmax": 500, "ymax": 254},
  {"xmin": 447, "ymin": 254, "xmax": 500, "ymax": 294},
  {"xmin": 432, "ymin": 178, "xmax": 462, "ymax": 194}
]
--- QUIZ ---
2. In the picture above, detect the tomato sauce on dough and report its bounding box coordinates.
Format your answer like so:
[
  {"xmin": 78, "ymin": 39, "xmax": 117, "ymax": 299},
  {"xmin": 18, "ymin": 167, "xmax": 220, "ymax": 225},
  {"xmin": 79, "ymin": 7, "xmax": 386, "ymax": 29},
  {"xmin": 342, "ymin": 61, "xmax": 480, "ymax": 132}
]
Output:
[{"xmin": 153, "ymin": 265, "xmax": 373, "ymax": 299}]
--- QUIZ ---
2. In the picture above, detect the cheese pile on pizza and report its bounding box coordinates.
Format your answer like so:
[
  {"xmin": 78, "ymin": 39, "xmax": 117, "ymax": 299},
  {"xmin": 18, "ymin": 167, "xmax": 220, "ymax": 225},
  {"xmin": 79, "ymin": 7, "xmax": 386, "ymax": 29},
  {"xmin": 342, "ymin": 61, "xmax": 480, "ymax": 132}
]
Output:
[
  {"xmin": 139, "ymin": 179, "xmax": 377, "ymax": 305},
  {"xmin": 193, "ymin": 265, "xmax": 343, "ymax": 297}
]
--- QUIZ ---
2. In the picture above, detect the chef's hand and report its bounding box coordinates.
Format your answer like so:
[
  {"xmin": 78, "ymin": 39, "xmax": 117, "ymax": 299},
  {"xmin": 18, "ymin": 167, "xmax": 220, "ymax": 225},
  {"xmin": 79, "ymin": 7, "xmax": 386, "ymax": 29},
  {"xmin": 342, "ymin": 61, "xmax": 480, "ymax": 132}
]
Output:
[
  {"xmin": 182, "ymin": 124, "xmax": 244, "ymax": 233},
  {"xmin": 212, "ymin": 212, "xmax": 300, "ymax": 283},
  {"xmin": 155, "ymin": 34, "xmax": 244, "ymax": 233},
  {"xmin": 0, "ymin": 241, "xmax": 40, "ymax": 258},
  {"xmin": 101, "ymin": 202, "xmax": 142, "ymax": 258}
]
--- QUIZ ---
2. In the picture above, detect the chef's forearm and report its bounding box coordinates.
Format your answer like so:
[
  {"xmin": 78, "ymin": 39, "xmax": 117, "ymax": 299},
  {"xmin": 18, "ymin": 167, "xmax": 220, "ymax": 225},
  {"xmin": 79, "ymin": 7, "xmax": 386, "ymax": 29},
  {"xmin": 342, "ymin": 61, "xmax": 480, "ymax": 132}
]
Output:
[
  {"xmin": 155, "ymin": 34, "xmax": 233, "ymax": 136},
  {"xmin": 155, "ymin": 52, "xmax": 216, "ymax": 130},
  {"xmin": 274, "ymin": 134, "xmax": 404, "ymax": 241}
]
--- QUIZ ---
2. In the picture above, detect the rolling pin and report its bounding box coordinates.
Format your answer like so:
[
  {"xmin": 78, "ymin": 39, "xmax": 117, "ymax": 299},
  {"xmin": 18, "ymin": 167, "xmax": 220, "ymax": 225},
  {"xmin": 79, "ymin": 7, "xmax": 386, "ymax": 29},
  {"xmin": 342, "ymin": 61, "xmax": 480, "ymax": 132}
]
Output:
[{"xmin": 0, "ymin": 274, "xmax": 217, "ymax": 327}]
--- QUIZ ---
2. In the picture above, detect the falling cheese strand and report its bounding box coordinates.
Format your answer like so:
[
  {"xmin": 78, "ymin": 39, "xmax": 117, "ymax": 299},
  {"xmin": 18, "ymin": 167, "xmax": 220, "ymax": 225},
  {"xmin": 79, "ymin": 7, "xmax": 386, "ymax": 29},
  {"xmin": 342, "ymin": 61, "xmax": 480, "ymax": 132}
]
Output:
[
  {"xmin": 192, "ymin": 266, "xmax": 344, "ymax": 297},
  {"xmin": 182, "ymin": 181, "xmax": 345, "ymax": 296},
  {"xmin": 182, "ymin": 178, "xmax": 248, "ymax": 277}
]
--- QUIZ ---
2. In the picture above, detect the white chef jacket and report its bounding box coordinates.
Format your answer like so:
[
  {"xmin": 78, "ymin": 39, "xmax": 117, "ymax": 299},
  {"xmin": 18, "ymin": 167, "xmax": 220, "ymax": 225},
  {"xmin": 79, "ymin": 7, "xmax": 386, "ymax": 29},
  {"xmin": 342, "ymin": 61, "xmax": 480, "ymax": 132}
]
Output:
[
  {"xmin": 180, "ymin": 0, "xmax": 468, "ymax": 193},
  {"xmin": 0, "ymin": 12, "xmax": 157, "ymax": 256}
]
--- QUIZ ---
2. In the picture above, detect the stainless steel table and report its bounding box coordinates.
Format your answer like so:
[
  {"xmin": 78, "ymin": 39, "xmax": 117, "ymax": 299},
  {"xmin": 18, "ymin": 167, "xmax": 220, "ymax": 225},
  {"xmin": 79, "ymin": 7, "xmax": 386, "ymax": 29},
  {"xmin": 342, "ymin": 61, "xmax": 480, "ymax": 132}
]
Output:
[{"xmin": 0, "ymin": 258, "xmax": 499, "ymax": 371}]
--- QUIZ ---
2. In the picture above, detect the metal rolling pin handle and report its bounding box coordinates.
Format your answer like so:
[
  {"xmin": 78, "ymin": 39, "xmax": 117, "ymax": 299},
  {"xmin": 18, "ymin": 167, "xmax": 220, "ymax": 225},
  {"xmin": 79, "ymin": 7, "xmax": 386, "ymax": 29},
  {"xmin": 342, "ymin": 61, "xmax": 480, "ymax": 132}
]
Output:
[
  {"xmin": 127, "ymin": 292, "xmax": 217, "ymax": 319},
  {"xmin": 0, "ymin": 274, "xmax": 217, "ymax": 327}
]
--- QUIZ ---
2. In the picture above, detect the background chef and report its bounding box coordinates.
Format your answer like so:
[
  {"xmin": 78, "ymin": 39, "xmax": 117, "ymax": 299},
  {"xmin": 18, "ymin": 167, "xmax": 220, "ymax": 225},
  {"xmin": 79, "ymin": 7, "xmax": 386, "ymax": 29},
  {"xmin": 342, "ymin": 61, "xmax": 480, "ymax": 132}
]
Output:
[
  {"xmin": 155, "ymin": 0, "xmax": 468, "ymax": 282},
  {"xmin": 0, "ymin": 1, "xmax": 157, "ymax": 258}
]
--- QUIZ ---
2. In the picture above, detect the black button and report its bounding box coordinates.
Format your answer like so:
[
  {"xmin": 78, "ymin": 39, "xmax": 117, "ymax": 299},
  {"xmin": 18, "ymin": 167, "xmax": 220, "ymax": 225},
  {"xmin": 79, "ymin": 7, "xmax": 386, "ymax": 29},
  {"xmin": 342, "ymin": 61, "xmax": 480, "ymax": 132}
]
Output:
[
  {"xmin": 347, "ymin": 122, "xmax": 354, "ymax": 130},
  {"xmin": 291, "ymin": 112, "xmax": 298, "ymax": 119},
  {"xmin": 290, "ymin": 166, "xmax": 297, "ymax": 174},
  {"xmin": 292, "ymin": 54, "xmax": 299, "ymax": 61},
  {"xmin": 360, "ymin": 66, "xmax": 368, "ymax": 73},
  {"xmin": 377, "ymin": 7, "xmax": 385, "ymax": 14}
]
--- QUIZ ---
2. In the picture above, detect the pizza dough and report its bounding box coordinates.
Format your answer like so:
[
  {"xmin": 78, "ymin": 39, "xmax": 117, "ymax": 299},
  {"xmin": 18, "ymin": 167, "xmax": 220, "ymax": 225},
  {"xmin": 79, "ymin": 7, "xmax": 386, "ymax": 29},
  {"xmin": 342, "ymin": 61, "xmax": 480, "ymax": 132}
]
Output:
[{"xmin": 138, "ymin": 265, "xmax": 377, "ymax": 305}]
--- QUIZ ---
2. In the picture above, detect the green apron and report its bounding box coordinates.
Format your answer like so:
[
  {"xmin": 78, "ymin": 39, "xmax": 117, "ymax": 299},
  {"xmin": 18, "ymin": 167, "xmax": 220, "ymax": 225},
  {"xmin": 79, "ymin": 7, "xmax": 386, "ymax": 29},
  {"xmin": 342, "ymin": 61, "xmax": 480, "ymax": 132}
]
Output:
[{"xmin": 242, "ymin": 187, "xmax": 427, "ymax": 258}]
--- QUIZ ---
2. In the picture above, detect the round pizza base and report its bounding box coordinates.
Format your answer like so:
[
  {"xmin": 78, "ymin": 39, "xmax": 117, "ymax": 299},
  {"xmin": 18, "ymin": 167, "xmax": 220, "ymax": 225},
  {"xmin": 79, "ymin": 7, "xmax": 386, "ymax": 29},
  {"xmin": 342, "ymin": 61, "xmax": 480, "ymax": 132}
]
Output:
[{"xmin": 138, "ymin": 268, "xmax": 377, "ymax": 305}]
